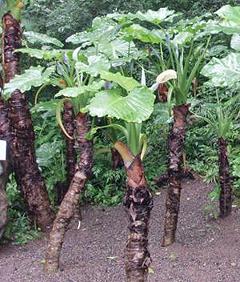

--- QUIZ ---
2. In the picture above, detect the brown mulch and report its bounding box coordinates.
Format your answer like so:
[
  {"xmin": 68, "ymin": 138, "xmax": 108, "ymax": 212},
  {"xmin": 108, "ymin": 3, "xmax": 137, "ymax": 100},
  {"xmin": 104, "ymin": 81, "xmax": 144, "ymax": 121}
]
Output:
[{"xmin": 1, "ymin": 178, "xmax": 240, "ymax": 282}]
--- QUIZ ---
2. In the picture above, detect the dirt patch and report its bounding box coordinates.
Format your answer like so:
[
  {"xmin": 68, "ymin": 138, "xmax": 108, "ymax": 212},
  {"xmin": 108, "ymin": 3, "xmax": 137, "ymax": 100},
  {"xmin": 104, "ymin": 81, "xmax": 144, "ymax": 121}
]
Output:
[{"xmin": 1, "ymin": 178, "xmax": 240, "ymax": 282}]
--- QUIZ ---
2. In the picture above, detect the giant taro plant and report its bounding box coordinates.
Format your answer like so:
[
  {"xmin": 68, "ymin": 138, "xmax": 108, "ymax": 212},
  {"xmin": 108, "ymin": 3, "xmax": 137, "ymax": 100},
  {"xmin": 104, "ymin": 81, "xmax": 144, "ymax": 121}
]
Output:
[
  {"xmin": 201, "ymin": 5, "xmax": 240, "ymax": 217},
  {"xmin": 110, "ymin": 7, "xmax": 211, "ymax": 246},
  {"xmin": 86, "ymin": 70, "xmax": 155, "ymax": 282}
]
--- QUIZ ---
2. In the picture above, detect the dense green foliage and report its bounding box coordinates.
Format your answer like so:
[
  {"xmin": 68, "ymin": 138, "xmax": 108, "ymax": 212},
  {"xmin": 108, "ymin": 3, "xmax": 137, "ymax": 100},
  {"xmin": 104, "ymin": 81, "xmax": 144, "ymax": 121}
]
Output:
[{"xmin": 23, "ymin": 0, "xmax": 237, "ymax": 40}]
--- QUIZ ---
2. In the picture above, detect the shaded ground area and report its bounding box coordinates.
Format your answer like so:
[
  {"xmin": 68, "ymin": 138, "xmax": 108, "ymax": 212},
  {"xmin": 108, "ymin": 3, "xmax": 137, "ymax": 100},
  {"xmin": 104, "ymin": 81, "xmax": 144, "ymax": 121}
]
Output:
[{"xmin": 1, "ymin": 178, "xmax": 240, "ymax": 282}]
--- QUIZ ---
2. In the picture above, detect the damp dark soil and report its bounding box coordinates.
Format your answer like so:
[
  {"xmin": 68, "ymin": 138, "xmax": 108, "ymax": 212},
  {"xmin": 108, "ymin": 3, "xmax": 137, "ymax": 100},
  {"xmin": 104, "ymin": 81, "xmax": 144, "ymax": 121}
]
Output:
[{"xmin": 1, "ymin": 177, "xmax": 240, "ymax": 282}]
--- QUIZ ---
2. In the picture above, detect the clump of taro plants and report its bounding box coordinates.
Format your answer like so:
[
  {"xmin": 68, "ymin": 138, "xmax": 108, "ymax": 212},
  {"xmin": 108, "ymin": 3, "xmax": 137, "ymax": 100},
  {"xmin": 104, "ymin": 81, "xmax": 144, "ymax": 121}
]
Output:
[
  {"xmin": 110, "ymin": 7, "xmax": 211, "ymax": 246},
  {"xmin": 157, "ymin": 40, "xmax": 210, "ymax": 246},
  {"xmin": 43, "ymin": 53, "xmax": 109, "ymax": 272},
  {"xmin": 149, "ymin": 38, "xmax": 210, "ymax": 247},
  {"xmin": 5, "ymin": 50, "xmax": 105, "ymax": 271},
  {"xmin": 86, "ymin": 70, "xmax": 155, "ymax": 281},
  {"xmin": 200, "ymin": 4, "xmax": 240, "ymax": 216},
  {"xmin": 195, "ymin": 95, "xmax": 240, "ymax": 217},
  {"xmin": 0, "ymin": 0, "xmax": 54, "ymax": 231}
]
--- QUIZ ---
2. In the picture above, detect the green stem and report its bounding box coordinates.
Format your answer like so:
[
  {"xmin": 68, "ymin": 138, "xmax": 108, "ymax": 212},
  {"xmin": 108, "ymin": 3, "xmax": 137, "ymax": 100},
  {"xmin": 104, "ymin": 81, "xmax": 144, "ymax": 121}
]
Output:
[{"xmin": 126, "ymin": 123, "xmax": 142, "ymax": 156}]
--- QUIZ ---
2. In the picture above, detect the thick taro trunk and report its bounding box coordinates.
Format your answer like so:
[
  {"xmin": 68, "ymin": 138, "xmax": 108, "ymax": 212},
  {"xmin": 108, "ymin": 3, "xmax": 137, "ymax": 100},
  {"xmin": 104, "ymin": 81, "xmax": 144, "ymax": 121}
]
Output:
[
  {"xmin": 3, "ymin": 13, "xmax": 53, "ymax": 230},
  {"xmin": 162, "ymin": 104, "xmax": 189, "ymax": 247},
  {"xmin": 115, "ymin": 141, "xmax": 153, "ymax": 282},
  {"xmin": 0, "ymin": 94, "xmax": 9, "ymax": 239},
  {"xmin": 56, "ymin": 101, "xmax": 76, "ymax": 204},
  {"xmin": 218, "ymin": 138, "xmax": 232, "ymax": 217},
  {"xmin": 45, "ymin": 113, "xmax": 93, "ymax": 273}
]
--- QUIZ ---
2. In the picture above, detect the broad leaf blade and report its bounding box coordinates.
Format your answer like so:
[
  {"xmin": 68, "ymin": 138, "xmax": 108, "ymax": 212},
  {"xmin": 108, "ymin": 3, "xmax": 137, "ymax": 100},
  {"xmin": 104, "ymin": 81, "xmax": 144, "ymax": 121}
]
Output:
[
  {"xmin": 86, "ymin": 87, "xmax": 155, "ymax": 123},
  {"xmin": 123, "ymin": 24, "xmax": 164, "ymax": 44},
  {"xmin": 201, "ymin": 52, "xmax": 240, "ymax": 87},
  {"xmin": 3, "ymin": 66, "xmax": 52, "ymax": 97},
  {"xmin": 136, "ymin": 8, "xmax": 176, "ymax": 24},
  {"xmin": 100, "ymin": 71, "xmax": 140, "ymax": 92},
  {"xmin": 216, "ymin": 5, "xmax": 240, "ymax": 24},
  {"xmin": 23, "ymin": 31, "xmax": 64, "ymax": 47},
  {"xmin": 16, "ymin": 48, "xmax": 68, "ymax": 60},
  {"xmin": 55, "ymin": 81, "xmax": 105, "ymax": 97},
  {"xmin": 76, "ymin": 55, "xmax": 110, "ymax": 77},
  {"xmin": 231, "ymin": 34, "xmax": 240, "ymax": 51}
]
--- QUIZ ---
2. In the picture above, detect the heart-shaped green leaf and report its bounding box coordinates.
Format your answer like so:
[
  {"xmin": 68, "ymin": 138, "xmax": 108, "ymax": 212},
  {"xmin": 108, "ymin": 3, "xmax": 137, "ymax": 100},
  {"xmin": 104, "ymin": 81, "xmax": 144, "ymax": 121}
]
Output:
[
  {"xmin": 86, "ymin": 87, "xmax": 155, "ymax": 123},
  {"xmin": 201, "ymin": 52, "xmax": 240, "ymax": 87}
]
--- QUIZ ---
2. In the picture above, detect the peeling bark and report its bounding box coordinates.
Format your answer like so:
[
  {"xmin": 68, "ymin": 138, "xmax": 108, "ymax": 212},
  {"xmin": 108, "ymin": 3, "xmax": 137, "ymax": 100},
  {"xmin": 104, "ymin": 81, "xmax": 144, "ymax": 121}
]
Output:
[
  {"xmin": 162, "ymin": 104, "xmax": 189, "ymax": 247},
  {"xmin": 3, "ymin": 12, "xmax": 54, "ymax": 230},
  {"xmin": 115, "ymin": 141, "xmax": 153, "ymax": 282},
  {"xmin": 218, "ymin": 138, "xmax": 232, "ymax": 218},
  {"xmin": 45, "ymin": 113, "xmax": 93, "ymax": 273}
]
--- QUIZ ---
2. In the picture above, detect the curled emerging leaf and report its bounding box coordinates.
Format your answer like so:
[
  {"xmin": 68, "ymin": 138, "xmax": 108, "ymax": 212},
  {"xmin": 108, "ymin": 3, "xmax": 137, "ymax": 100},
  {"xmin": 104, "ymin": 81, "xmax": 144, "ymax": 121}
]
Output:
[{"xmin": 156, "ymin": 69, "xmax": 177, "ymax": 84}]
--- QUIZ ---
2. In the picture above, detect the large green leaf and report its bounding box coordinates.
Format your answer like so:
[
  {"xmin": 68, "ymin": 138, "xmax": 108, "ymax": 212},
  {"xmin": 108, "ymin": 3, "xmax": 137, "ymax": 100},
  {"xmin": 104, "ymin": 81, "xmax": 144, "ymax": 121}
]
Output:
[
  {"xmin": 206, "ymin": 19, "xmax": 240, "ymax": 35},
  {"xmin": 108, "ymin": 8, "xmax": 177, "ymax": 25},
  {"xmin": 66, "ymin": 18, "xmax": 118, "ymax": 45},
  {"xmin": 3, "ymin": 66, "xmax": 54, "ymax": 97},
  {"xmin": 86, "ymin": 87, "xmax": 155, "ymax": 123},
  {"xmin": 55, "ymin": 81, "xmax": 105, "ymax": 98},
  {"xmin": 123, "ymin": 24, "xmax": 164, "ymax": 44},
  {"xmin": 135, "ymin": 8, "xmax": 176, "ymax": 24},
  {"xmin": 207, "ymin": 6, "xmax": 240, "ymax": 35},
  {"xmin": 216, "ymin": 5, "xmax": 240, "ymax": 24},
  {"xmin": 76, "ymin": 55, "xmax": 110, "ymax": 77},
  {"xmin": 23, "ymin": 31, "xmax": 64, "ymax": 47},
  {"xmin": 231, "ymin": 34, "xmax": 240, "ymax": 51},
  {"xmin": 16, "ymin": 48, "xmax": 70, "ymax": 60},
  {"xmin": 201, "ymin": 52, "xmax": 240, "ymax": 87},
  {"xmin": 100, "ymin": 71, "xmax": 140, "ymax": 92},
  {"xmin": 66, "ymin": 31, "xmax": 90, "ymax": 45}
]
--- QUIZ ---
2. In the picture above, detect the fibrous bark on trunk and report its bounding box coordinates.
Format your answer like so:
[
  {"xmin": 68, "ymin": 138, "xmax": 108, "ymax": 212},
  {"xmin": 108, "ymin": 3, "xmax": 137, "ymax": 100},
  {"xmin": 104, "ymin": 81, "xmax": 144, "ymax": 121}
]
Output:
[
  {"xmin": 3, "ymin": 12, "xmax": 54, "ymax": 230},
  {"xmin": 162, "ymin": 104, "xmax": 189, "ymax": 247},
  {"xmin": 218, "ymin": 137, "xmax": 232, "ymax": 218},
  {"xmin": 114, "ymin": 141, "xmax": 153, "ymax": 282},
  {"xmin": 45, "ymin": 113, "xmax": 93, "ymax": 273}
]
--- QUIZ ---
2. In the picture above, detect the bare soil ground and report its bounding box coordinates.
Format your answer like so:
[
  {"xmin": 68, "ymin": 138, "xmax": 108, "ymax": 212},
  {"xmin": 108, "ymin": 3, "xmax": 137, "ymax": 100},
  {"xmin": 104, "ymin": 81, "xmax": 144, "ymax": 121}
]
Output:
[{"xmin": 1, "ymin": 178, "xmax": 240, "ymax": 282}]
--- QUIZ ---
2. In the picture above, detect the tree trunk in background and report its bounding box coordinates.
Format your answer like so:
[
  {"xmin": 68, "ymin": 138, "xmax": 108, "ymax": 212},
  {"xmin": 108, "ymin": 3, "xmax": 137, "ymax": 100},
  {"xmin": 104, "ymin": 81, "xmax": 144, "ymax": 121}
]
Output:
[
  {"xmin": 218, "ymin": 138, "xmax": 232, "ymax": 218},
  {"xmin": 162, "ymin": 104, "xmax": 189, "ymax": 247},
  {"xmin": 0, "ymin": 76, "xmax": 9, "ymax": 239},
  {"xmin": 63, "ymin": 101, "xmax": 76, "ymax": 185},
  {"xmin": 45, "ymin": 113, "xmax": 93, "ymax": 273},
  {"xmin": 111, "ymin": 148, "xmax": 123, "ymax": 170},
  {"xmin": 2, "ymin": 13, "xmax": 54, "ymax": 230},
  {"xmin": 114, "ymin": 141, "xmax": 153, "ymax": 282},
  {"xmin": 56, "ymin": 100, "xmax": 76, "ymax": 204}
]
